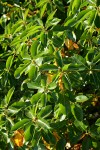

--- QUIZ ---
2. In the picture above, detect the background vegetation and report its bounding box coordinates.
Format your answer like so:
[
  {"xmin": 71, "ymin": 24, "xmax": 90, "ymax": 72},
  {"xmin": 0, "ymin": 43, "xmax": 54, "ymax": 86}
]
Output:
[{"xmin": 0, "ymin": 0, "xmax": 100, "ymax": 149}]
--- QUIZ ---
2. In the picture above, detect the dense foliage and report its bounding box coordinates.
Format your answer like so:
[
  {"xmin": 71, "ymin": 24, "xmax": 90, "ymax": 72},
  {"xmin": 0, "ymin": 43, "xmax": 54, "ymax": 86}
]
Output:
[{"xmin": 0, "ymin": 0, "xmax": 100, "ymax": 149}]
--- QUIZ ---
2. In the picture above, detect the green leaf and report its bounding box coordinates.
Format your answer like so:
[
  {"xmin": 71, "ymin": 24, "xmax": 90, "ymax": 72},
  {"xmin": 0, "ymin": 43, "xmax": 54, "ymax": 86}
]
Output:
[
  {"xmin": 48, "ymin": 82, "xmax": 57, "ymax": 90},
  {"xmin": 10, "ymin": 36, "xmax": 21, "ymax": 46},
  {"xmin": 21, "ymin": 44, "xmax": 31, "ymax": 60},
  {"xmin": 11, "ymin": 20, "xmax": 23, "ymax": 35},
  {"xmin": 52, "ymin": 36, "xmax": 63, "ymax": 47},
  {"xmin": 8, "ymin": 107, "xmax": 20, "ymax": 115},
  {"xmin": 40, "ymin": 3, "xmax": 47, "ymax": 18},
  {"xmin": 28, "ymin": 65, "xmax": 37, "ymax": 80},
  {"xmin": 76, "ymin": 9, "xmax": 91, "ymax": 22},
  {"xmin": 62, "ymin": 75, "xmax": 72, "ymax": 90},
  {"xmin": 40, "ymin": 32, "xmax": 47, "ymax": 47},
  {"xmin": 72, "ymin": 0, "xmax": 81, "ymax": 14},
  {"xmin": 59, "ymin": 104, "xmax": 67, "ymax": 116},
  {"xmin": 88, "ymin": 9, "xmax": 96, "ymax": 25},
  {"xmin": 55, "ymin": 50, "xmax": 62, "ymax": 67},
  {"xmin": 27, "ymin": 82, "xmax": 43, "ymax": 90},
  {"xmin": 63, "ymin": 64, "xmax": 86, "ymax": 71},
  {"xmin": 36, "ymin": 0, "xmax": 48, "ymax": 7},
  {"xmin": 46, "ymin": 9, "xmax": 57, "ymax": 23},
  {"xmin": 25, "ymin": 125, "xmax": 34, "ymax": 141},
  {"xmin": 30, "ymin": 40, "xmax": 39, "ymax": 58},
  {"xmin": 48, "ymin": 44, "xmax": 54, "ymax": 54},
  {"xmin": 62, "ymin": 64, "xmax": 70, "ymax": 71},
  {"xmin": 6, "ymin": 55, "xmax": 14, "ymax": 70},
  {"xmin": 5, "ymin": 87, "xmax": 15, "ymax": 106},
  {"xmin": 75, "ymin": 95, "xmax": 88, "ymax": 103},
  {"xmin": 71, "ymin": 104, "xmax": 83, "ymax": 121},
  {"xmin": 40, "ymin": 64, "xmax": 58, "ymax": 71},
  {"xmin": 64, "ymin": 16, "xmax": 76, "ymax": 27},
  {"xmin": 30, "ymin": 93, "xmax": 42, "ymax": 104},
  {"xmin": 20, "ymin": 26, "xmax": 42, "ymax": 39},
  {"xmin": 38, "ymin": 105, "xmax": 52, "ymax": 118},
  {"xmin": 14, "ymin": 64, "xmax": 28, "ymax": 79},
  {"xmin": 93, "ymin": 53, "xmax": 100, "ymax": 64},
  {"xmin": 11, "ymin": 101, "xmax": 26, "ymax": 108},
  {"xmin": 46, "ymin": 18, "xmax": 61, "ymax": 28},
  {"xmin": 36, "ymin": 118, "xmax": 51, "ymax": 129},
  {"xmin": 23, "ymin": 9, "xmax": 29, "ymax": 20},
  {"xmin": 97, "ymin": 126, "xmax": 100, "ymax": 134},
  {"xmin": 95, "ymin": 118, "xmax": 100, "ymax": 126},
  {"xmin": 11, "ymin": 119, "xmax": 30, "ymax": 131},
  {"xmin": 74, "ymin": 120, "xmax": 87, "ymax": 131}
]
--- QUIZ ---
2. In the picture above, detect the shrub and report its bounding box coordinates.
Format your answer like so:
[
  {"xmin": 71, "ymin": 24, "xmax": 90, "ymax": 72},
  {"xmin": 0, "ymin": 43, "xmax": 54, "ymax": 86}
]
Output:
[{"xmin": 0, "ymin": 0, "xmax": 100, "ymax": 149}]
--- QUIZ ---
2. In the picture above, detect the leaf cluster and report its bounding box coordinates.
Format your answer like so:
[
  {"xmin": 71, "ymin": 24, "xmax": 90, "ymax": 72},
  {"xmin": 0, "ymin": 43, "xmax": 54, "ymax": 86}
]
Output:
[{"xmin": 0, "ymin": 0, "xmax": 100, "ymax": 149}]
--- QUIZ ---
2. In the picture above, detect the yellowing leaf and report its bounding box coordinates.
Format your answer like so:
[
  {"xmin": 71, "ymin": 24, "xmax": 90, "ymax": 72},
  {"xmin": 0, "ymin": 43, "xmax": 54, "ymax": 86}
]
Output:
[
  {"xmin": 73, "ymin": 43, "xmax": 79, "ymax": 49},
  {"xmin": 47, "ymin": 74, "xmax": 53, "ymax": 84},
  {"xmin": 11, "ymin": 129, "xmax": 24, "ymax": 147},
  {"xmin": 65, "ymin": 39, "xmax": 74, "ymax": 50},
  {"xmin": 58, "ymin": 74, "xmax": 64, "ymax": 91},
  {"xmin": 65, "ymin": 39, "xmax": 79, "ymax": 50},
  {"xmin": 42, "ymin": 137, "xmax": 51, "ymax": 150},
  {"xmin": 53, "ymin": 131, "xmax": 60, "ymax": 141}
]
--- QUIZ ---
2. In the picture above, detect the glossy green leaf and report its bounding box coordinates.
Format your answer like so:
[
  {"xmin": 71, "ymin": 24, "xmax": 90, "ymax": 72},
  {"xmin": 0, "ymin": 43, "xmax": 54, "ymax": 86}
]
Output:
[
  {"xmin": 75, "ymin": 95, "xmax": 88, "ymax": 103},
  {"xmin": 36, "ymin": 0, "xmax": 48, "ymax": 7},
  {"xmin": 95, "ymin": 118, "xmax": 100, "ymax": 126},
  {"xmin": 11, "ymin": 20, "xmax": 23, "ymax": 34},
  {"xmin": 64, "ymin": 16, "xmax": 76, "ymax": 27},
  {"xmin": 46, "ymin": 9, "xmax": 57, "ymax": 23},
  {"xmin": 25, "ymin": 125, "xmax": 34, "ymax": 141},
  {"xmin": 38, "ymin": 105, "xmax": 52, "ymax": 118},
  {"xmin": 88, "ymin": 9, "xmax": 96, "ymax": 25},
  {"xmin": 40, "ymin": 64, "xmax": 58, "ymax": 71},
  {"xmin": 71, "ymin": 104, "xmax": 83, "ymax": 121},
  {"xmin": 97, "ymin": 126, "xmax": 100, "ymax": 134},
  {"xmin": 46, "ymin": 18, "xmax": 61, "ymax": 28},
  {"xmin": 11, "ymin": 119, "xmax": 30, "ymax": 131},
  {"xmin": 62, "ymin": 75, "xmax": 72, "ymax": 90},
  {"xmin": 40, "ymin": 32, "xmax": 47, "ymax": 47},
  {"xmin": 74, "ymin": 120, "xmax": 87, "ymax": 131},
  {"xmin": 48, "ymin": 82, "xmax": 57, "ymax": 90},
  {"xmin": 76, "ymin": 9, "xmax": 91, "ymax": 22},
  {"xmin": 30, "ymin": 93, "xmax": 42, "ymax": 104},
  {"xmin": 93, "ymin": 53, "xmax": 100, "ymax": 64},
  {"xmin": 36, "ymin": 118, "xmax": 51, "ymax": 129},
  {"xmin": 14, "ymin": 64, "xmax": 28, "ymax": 79},
  {"xmin": 55, "ymin": 50, "xmax": 62, "ymax": 67},
  {"xmin": 72, "ymin": 0, "xmax": 81, "ymax": 14},
  {"xmin": 11, "ymin": 101, "xmax": 26, "ymax": 108},
  {"xmin": 27, "ymin": 82, "xmax": 43, "ymax": 90},
  {"xmin": 21, "ymin": 44, "xmax": 31, "ymax": 60},
  {"xmin": 28, "ymin": 65, "xmax": 37, "ymax": 80},
  {"xmin": 6, "ymin": 55, "xmax": 14, "ymax": 70},
  {"xmin": 30, "ymin": 40, "xmax": 39, "ymax": 58},
  {"xmin": 5, "ymin": 87, "xmax": 15, "ymax": 106},
  {"xmin": 20, "ymin": 26, "xmax": 42, "ymax": 39},
  {"xmin": 52, "ymin": 36, "xmax": 63, "ymax": 47},
  {"xmin": 40, "ymin": 3, "xmax": 47, "ymax": 18}
]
